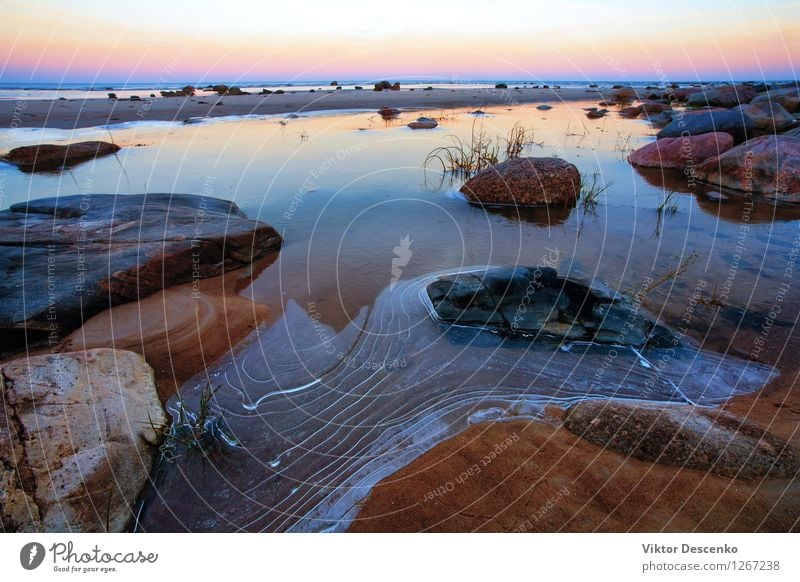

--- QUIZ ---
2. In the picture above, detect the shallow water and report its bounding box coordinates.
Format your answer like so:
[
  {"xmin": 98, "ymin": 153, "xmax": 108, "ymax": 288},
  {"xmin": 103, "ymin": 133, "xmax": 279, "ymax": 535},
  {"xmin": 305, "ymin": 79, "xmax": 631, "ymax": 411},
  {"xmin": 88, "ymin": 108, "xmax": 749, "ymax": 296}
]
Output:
[{"xmin": 1, "ymin": 100, "xmax": 798, "ymax": 531}]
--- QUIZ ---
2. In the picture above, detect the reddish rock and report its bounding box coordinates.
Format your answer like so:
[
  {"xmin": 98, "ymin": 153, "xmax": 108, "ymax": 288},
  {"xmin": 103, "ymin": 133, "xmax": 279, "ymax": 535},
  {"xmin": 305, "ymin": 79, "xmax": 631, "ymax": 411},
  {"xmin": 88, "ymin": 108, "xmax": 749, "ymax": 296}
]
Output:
[
  {"xmin": 628, "ymin": 133, "xmax": 734, "ymax": 170},
  {"xmin": 694, "ymin": 135, "xmax": 800, "ymax": 200},
  {"xmin": 460, "ymin": 157, "xmax": 581, "ymax": 207},
  {"xmin": 686, "ymin": 84, "xmax": 757, "ymax": 108},
  {"xmin": 619, "ymin": 106, "xmax": 643, "ymax": 118},
  {"xmin": 377, "ymin": 107, "xmax": 401, "ymax": 118},
  {"xmin": 639, "ymin": 100, "xmax": 671, "ymax": 114},
  {"xmin": 733, "ymin": 101, "xmax": 796, "ymax": 133},
  {"xmin": 1, "ymin": 141, "xmax": 120, "ymax": 172},
  {"xmin": 751, "ymin": 88, "xmax": 800, "ymax": 113}
]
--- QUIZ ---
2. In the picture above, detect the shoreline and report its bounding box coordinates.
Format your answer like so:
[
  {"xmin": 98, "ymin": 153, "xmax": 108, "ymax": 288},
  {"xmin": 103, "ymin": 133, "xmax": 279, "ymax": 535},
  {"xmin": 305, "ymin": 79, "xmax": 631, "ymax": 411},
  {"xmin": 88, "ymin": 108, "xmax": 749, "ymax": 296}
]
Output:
[{"xmin": 0, "ymin": 87, "xmax": 607, "ymax": 130}]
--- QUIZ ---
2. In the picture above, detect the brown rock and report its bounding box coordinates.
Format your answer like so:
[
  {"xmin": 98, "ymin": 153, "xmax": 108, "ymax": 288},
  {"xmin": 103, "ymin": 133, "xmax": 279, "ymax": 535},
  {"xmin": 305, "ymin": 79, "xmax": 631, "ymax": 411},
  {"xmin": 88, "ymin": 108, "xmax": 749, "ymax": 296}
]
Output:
[
  {"xmin": 751, "ymin": 88, "xmax": 800, "ymax": 113},
  {"xmin": 0, "ymin": 349, "xmax": 165, "ymax": 532},
  {"xmin": 460, "ymin": 157, "xmax": 581, "ymax": 207},
  {"xmin": 686, "ymin": 84, "xmax": 757, "ymax": 108},
  {"xmin": 733, "ymin": 101, "xmax": 796, "ymax": 133},
  {"xmin": 563, "ymin": 399, "xmax": 798, "ymax": 479},
  {"xmin": 1, "ymin": 141, "xmax": 120, "ymax": 172},
  {"xmin": 619, "ymin": 105, "xmax": 643, "ymax": 118},
  {"xmin": 694, "ymin": 135, "xmax": 800, "ymax": 200},
  {"xmin": 628, "ymin": 133, "xmax": 734, "ymax": 170}
]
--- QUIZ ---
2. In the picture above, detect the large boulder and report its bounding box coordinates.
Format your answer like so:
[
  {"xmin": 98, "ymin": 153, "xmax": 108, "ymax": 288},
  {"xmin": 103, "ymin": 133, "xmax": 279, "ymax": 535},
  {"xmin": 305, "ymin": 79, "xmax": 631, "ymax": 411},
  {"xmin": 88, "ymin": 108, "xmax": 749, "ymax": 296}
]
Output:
[
  {"xmin": 0, "ymin": 349, "xmax": 165, "ymax": 532},
  {"xmin": 628, "ymin": 133, "xmax": 734, "ymax": 170},
  {"xmin": 426, "ymin": 267, "xmax": 678, "ymax": 348},
  {"xmin": 685, "ymin": 84, "xmax": 756, "ymax": 108},
  {"xmin": 0, "ymin": 193, "xmax": 282, "ymax": 338},
  {"xmin": 750, "ymin": 88, "xmax": 800, "ymax": 113},
  {"xmin": 657, "ymin": 109, "xmax": 754, "ymax": 144},
  {"xmin": 460, "ymin": 157, "xmax": 581, "ymax": 207},
  {"xmin": 563, "ymin": 399, "xmax": 798, "ymax": 478},
  {"xmin": 1, "ymin": 141, "xmax": 120, "ymax": 172},
  {"xmin": 694, "ymin": 135, "xmax": 800, "ymax": 200},
  {"xmin": 733, "ymin": 101, "xmax": 796, "ymax": 133}
]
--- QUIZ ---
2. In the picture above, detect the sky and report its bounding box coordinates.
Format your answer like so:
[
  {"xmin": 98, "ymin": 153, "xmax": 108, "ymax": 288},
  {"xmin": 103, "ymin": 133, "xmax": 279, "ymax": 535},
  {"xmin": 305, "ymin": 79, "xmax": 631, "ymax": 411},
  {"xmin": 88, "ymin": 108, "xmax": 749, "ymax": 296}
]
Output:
[{"xmin": 0, "ymin": 0, "xmax": 798, "ymax": 83}]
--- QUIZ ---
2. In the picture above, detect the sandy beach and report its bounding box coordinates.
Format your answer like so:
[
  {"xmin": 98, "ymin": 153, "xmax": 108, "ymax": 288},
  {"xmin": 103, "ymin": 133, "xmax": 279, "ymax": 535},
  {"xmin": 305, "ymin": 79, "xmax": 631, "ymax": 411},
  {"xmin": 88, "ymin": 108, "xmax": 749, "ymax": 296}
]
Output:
[{"xmin": 0, "ymin": 87, "xmax": 604, "ymax": 129}]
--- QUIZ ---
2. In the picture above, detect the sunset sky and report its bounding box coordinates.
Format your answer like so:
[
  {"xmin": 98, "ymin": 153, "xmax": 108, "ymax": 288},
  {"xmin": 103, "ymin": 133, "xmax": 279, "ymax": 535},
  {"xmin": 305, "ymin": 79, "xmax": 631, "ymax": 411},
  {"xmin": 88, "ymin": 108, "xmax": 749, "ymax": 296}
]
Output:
[{"xmin": 0, "ymin": 0, "xmax": 797, "ymax": 84}]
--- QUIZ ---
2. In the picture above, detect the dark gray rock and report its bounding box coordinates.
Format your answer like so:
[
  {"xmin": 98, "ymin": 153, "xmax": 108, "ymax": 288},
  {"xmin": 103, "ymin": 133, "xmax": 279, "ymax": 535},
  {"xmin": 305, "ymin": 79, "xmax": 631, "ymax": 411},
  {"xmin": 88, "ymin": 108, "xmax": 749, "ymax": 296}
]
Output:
[
  {"xmin": 0, "ymin": 193, "xmax": 282, "ymax": 339},
  {"xmin": 657, "ymin": 109, "xmax": 755, "ymax": 144},
  {"xmin": 426, "ymin": 267, "xmax": 677, "ymax": 348}
]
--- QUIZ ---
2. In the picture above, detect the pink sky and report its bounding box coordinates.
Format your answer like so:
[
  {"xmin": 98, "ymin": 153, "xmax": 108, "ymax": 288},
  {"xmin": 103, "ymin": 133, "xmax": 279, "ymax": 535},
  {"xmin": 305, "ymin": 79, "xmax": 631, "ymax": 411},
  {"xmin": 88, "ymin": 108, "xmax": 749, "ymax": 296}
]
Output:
[{"xmin": 1, "ymin": 0, "xmax": 797, "ymax": 83}]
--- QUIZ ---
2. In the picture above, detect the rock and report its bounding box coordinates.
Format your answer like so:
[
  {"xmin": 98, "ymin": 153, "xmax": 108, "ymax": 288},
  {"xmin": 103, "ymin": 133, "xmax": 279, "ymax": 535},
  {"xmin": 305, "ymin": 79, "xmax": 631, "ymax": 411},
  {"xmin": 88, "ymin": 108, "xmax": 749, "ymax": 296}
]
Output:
[
  {"xmin": 1, "ymin": 141, "xmax": 121, "ymax": 172},
  {"xmin": 657, "ymin": 109, "xmax": 754, "ymax": 144},
  {"xmin": 0, "ymin": 193, "xmax": 282, "ymax": 338},
  {"xmin": 460, "ymin": 157, "xmax": 581, "ymax": 207},
  {"xmin": 495, "ymin": 83, "xmax": 508, "ymax": 89},
  {"xmin": 374, "ymin": 80, "xmax": 393, "ymax": 91},
  {"xmin": 407, "ymin": 116, "xmax": 438, "ymax": 129},
  {"xmin": 0, "ymin": 349, "xmax": 165, "ymax": 532},
  {"xmin": 586, "ymin": 108, "xmax": 608, "ymax": 119},
  {"xmin": 733, "ymin": 101, "xmax": 796, "ymax": 133},
  {"xmin": 107, "ymin": 92, "xmax": 117, "ymax": 100},
  {"xmin": 563, "ymin": 400, "xmax": 798, "ymax": 479},
  {"xmin": 639, "ymin": 100, "xmax": 670, "ymax": 114},
  {"xmin": 377, "ymin": 107, "xmax": 401, "ymax": 118},
  {"xmin": 426, "ymin": 267, "xmax": 677, "ymax": 347},
  {"xmin": 750, "ymin": 88, "xmax": 800, "ymax": 113},
  {"xmin": 536, "ymin": 104, "xmax": 553, "ymax": 110},
  {"xmin": 390, "ymin": 82, "xmax": 400, "ymax": 91},
  {"xmin": 783, "ymin": 127, "xmax": 800, "ymax": 138},
  {"xmin": 686, "ymin": 84, "xmax": 756, "ymax": 108},
  {"xmin": 619, "ymin": 106, "xmax": 643, "ymax": 118},
  {"xmin": 694, "ymin": 135, "xmax": 800, "ymax": 200},
  {"xmin": 648, "ymin": 110, "xmax": 675, "ymax": 126},
  {"xmin": 667, "ymin": 87, "xmax": 702, "ymax": 102},
  {"xmin": 628, "ymin": 133, "xmax": 734, "ymax": 170},
  {"xmin": 330, "ymin": 81, "xmax": 338, "ymax": 86},
  {"xmin": 611, "ymin": 86, "xmax": 637, "ymax": 102}
]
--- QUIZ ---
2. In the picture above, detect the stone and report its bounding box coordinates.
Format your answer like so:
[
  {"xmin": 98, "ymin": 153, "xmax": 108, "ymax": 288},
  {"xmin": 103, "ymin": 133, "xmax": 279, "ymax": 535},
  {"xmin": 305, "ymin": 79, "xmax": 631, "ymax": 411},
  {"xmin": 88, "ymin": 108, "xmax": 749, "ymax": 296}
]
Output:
[
  {"xmin": 657, "ymin": 109, "xmax": 755, "ymax": 144},
  {"xmin": 1, "ymin": 141, "xmax": 120, "ymax": 172},
  {"xmin": 0, "ymin": 349, "xmax": 166, "ymax": 532},
  {"xmin": 750, "ymin": 88, "xmax": 800, "ymax": 113},
  {"xmin": 536, "ymin": 104, "xmax": 553, "ymax": 110},
  {"xmin": 407, "ymin": 116, "xmax": 438, "ymax": 129},
  {"xmin": 0, "ymin": 193, "xmax": 282, "ymax": 338},
  {"xmin": 733, "ymin": 101, "xmax": 796, "ymax": 133},
  {"xmin": 619, "ymin": 106, "xmax": 643, "ymax": 118},
  {"xmin": 693, "ymin": 135, "xmax": 800, "ymax": 200},
  {"xmin": 377, "ymin": 107, "xmax": 400, "ymax": 118},
  {"xmin": 563, "ymin": 400, "xmax": 798, "ymax": 479},
  {"xmin": 460, "ymin": 157, "xmax": 581, "ymax": 207},
  {"xmin": 426, "ymin": 267, "xmax": 677, "ymax": 347},
  {"xmin": 685, "ymin": 84, "xmax": 756, "ymax": 108},
  {"xmin": 628, "ymin": 133, "xmax": 734, "ymax": 170}
]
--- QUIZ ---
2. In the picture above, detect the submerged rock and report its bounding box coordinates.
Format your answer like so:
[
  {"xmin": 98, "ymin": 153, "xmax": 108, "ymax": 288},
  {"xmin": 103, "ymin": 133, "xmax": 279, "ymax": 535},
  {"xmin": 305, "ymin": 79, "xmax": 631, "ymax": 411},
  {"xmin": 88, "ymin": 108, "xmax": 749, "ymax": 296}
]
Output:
[
  {"xmin": 460, "ymin": 158, "xmax": 581, "ymax": 207},
  {"xmin": 426, "ymin": 266, "xmax": 677, "ymax": 348},
  {"xmin": 0, "ymin": 193, "xmax": 282, "ymax": 338},
  {"xmin": 628, "ymin": 133, "xmax": 734, "ymax": 170},
  {"xmin": 563, "ymin": 399, "xmax": 798, "ymax": 479},
  {"xmin": 1, "ymin": 141, "xmax": 120, "ymax": 172},
  {"xmin": 657, "ymin": 109, "xmax": 754, "ymax": 144},
  {"xmin": 0, "ymin": 349, "xmax": 165, "ymax": 532},
  {"xmin": 694, "ymin": 135, "xmax": 800, "ymax": 200}
]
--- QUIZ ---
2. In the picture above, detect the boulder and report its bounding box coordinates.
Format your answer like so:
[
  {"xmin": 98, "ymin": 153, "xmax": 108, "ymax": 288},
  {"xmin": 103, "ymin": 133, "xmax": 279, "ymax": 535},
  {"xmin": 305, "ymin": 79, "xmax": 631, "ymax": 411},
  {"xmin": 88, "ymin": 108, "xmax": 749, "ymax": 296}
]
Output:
[
  {"xmin": 377, "ymin": 107, "xmax": 400, "ymax": 118},
  {"xmin": 1, "ymin": 141, "xmax": 120, "ymax": 172},
  {"xmin": 783, "ymin": 127, "xmax": 800, "ymax": 138},
  {"xmin": 657, "ymin": 109, "xmax": 754, "ymax": 144},
  {"xmin": 694, "ymin": 135, "xmax": 800, "ymax": 200},
  {"xmin": 586, "ymin": 108, "xmax": 608, "ymax": 119},
  {"xmin": 536, "ymin": 104, "xmax": 553, "ymax": 110},
  {"xmin": 374, "ymin": 80, "xmax": 393, "ymax": 91},
  {"xmin": 390, "ymin": 82, "xmax": 400, "ymax": 91},
  {"xmin": 0, "ymin": 193, "xmax": 282, "ymax": 338},
  {"xmin": 639, "ymin": 100, "xmax": 671, "ymax": 114},
  {"xmin": 628, "ymin": 133, "xmax": 734, "ymax": 170},
  {"xmin": 460, "ymin": 157, "xmax": 580, "ymax": 207},
  {"xmin": 750, "ymin": 88, "xmax": 800, "ymax": 113},
  {"xmin": 495, "ymin": 83, "xmax": 508, "ymax": 89},
  {"xmin": 0, "ymin": 349, "xmax": 165, "ymax": 532},
  {"xmin": 563, "ymin": 400, "xmax": 798, "ymax": 478},
  {"xmin": 733, "ymin": 101, "xmax": 796, "ymax": 133},
  {"xmin": 426, "ymin": 267, "xmax": 678, "ymax": 347},
  {"xmin": 407, "ymin": 116, "xmax": 438, "ymax": 129},
  {"xmin": 666, "ymin": 87, "xmax": 702, "ymax": 102},
  {"xmin": 686, "ymin": 84, "xmax": 757, "ymax": 108},
  {"xmin": 619, "ymin": 106, "xmax": 643, "ymax": 118},
  {"xmin": 610, "ymin": 86, "xmax": 637, "ymax": 102}
]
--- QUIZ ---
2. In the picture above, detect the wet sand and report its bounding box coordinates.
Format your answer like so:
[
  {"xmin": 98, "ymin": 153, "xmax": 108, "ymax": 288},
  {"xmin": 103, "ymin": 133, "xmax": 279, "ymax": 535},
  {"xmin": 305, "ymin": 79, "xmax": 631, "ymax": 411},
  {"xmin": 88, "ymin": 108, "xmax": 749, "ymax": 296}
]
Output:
[
  {"xmin": 0, "ymin": 87, "xmax": 602, "ymax": 129},
  {"xmin": 59, "ymin": 255, "xmax": 276, "ymax": 402},
  {"xmin": 350, "ymin": 332, "xmax": 800, "ymax": 533}
]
